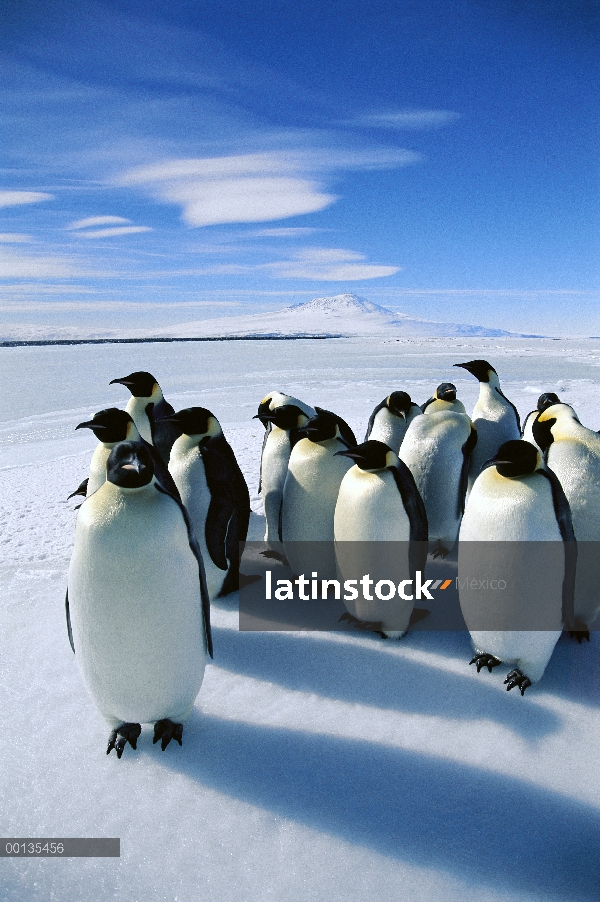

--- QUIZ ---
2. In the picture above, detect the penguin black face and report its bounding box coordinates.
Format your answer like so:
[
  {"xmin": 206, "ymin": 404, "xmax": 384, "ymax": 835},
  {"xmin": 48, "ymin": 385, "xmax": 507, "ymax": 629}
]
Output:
[
  {"xmin": 531, "ymin": 415, "xmax": 556, "ymax": 452},
  {"xmin": 76, "ymin": 407, "xmax": 134, "ymax": 443},
  {"xmin": 110, "ymin": 371, "xmax": 158, "ymax": 398},
  {"xmin": 106, "ymin": 441, "xmax": 154, "ymax": 489},
  {"xmin": 256, "ymin": 404, "xmax": 305, "ymax": 431},
  {"xmin": 335, "ymin": 440, "xmax": 391, "ymax": 470},
  {"xmin": 297, "ymin": 411, "xmax": 339, "ymax": 443},
  {"xmin": 453, "ymin": 360, "xmax": 495, "ymax": 382},
  {"xmin": 490, "ymin": 440, "xmax": 539, "ymax": 478},
  {"xmin": 387, "ymin": 391, "xmax": 412, "ymax": 417},
  {"xmin": 435, "ymin": 382, "xmax": 457, "ymax": 402},
  {"xmin": 159, "ymin": 407, "xmax": 215, "ymax": 437},
  {"xmin": 537, "ymin": 392, "xmax": 560, "ymax": 412}
]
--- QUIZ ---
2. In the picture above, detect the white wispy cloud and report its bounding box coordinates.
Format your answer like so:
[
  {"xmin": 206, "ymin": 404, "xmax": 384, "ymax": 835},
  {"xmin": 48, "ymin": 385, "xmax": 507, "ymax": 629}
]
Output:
[
  {"xmin": 0, "ymin": 191, "xmax": 54, "ymax": 208},
  {"xmin": 67, "ymin": 216, "xmax": 131, "ymax": 229},
  {"xmin": 0, "ymin": 233, "xmax": 31, "ymax": 243},
  {"xmin": 73, "ymin": 226, "xmax": 153, "ymax": 239},
  {"xmin": 0, "ymin": 247, "xmax": 80, "ymax": 279},
  {"xmin": 264, "ymin": 247, "xmax": 399, "ymax": 281},
  {"xmin": 250, "ymin": 227, "xmax": 323, "ymax": 237},
  {"xmin": 349, "ymin": 109, "xmax": 460, "ymax": 131}
]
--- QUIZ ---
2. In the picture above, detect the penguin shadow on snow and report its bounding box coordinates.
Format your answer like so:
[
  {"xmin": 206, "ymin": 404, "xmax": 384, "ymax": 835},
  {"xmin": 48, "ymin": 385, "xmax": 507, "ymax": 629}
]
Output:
[
  {"xmin": 149, "ymin": 711, "xmax": 600, "ymax": 902},
  {"xmin": 208, "ymin": 626, "xmax": 560, "ymax": 741}
]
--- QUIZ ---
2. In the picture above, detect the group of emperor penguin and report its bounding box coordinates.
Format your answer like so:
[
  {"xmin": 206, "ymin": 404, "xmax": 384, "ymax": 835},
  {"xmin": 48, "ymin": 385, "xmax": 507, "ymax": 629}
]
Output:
[
  {"xmin": 256, "ymin": 360, "xmax": 600, "ymax": 695},
  {"xmin": 67, "ymin": 371, "xmax": 250, "ymax": 758}
]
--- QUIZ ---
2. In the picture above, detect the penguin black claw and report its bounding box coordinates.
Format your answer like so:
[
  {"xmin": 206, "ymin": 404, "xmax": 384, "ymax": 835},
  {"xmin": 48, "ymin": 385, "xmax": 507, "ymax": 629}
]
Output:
[
  {"xmin": 504, "ymin": 669, "xmax": 532, "ymax": 696},
  {"xmin": 469, "ymin": 653, "xmax": 502, "ymax": 673},
  {"xmin": 431, "ymin": 544, "xmax": 450, "ymax": 559},
  {"xmin": 568, "ymin": 629, "xmax": 590, "ymax": 644},
  {"xmin": 153, "ymin": 719, "xmax": 183, "ymax": 751},
  {"xmin": 339, "ymin": 611, "xmax": 385, "ymax": 637},
  {"xmin": 260, "ymin": 550, "xmax": 288, "ymax": 563},
  {"xmin": 107, "ymin": 723, "xmax": 142, "ymax": 758}
]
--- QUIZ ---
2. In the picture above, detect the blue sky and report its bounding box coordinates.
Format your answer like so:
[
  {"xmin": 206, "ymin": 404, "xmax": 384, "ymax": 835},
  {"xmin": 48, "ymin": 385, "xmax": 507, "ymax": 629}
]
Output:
[{"xmin": 1, "ymin": 0, "xmax": 598, "ymax": 334}]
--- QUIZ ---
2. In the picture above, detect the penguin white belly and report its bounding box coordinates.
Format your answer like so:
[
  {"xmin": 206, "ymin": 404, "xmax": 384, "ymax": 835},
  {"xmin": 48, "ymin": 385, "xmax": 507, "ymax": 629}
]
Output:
[
  {"xmin": 459, "ymin": 469, "xmax": 563, "ymax": 682},
  {"xmin": 469, "ymin": 398, "xmax": 519, "ymax": 487},
  {"xmin": 261, "ymin": 427, "xmax": 291, "ymax": 543},
  {"xmin": 68, "ymin": 484, "xmax": 206, "ymax": 727},
  {"xmin": 126, "ymin": 396, "xmax": 153, "ymax": 444},
  {"xmin": 282, "ymin": 438, "xmax": 351, "ymax": 577},
  {"xmin": 87, "ymin": 443, "xmax": 110, "ymax": 495},
  {"xmin": 335, "ymin": 468, "xmax": 414, "ymax": 635},
  {"xmin": 169, "ymin": 449, "xmax": 225, "ymax": 599},
  {"xmin": 368, "ymin": 409, "xmax": 408, "ymax": 454},
  {"xmin": 521, "ymin": 411, "xmax": 538, "ymax": 447}
]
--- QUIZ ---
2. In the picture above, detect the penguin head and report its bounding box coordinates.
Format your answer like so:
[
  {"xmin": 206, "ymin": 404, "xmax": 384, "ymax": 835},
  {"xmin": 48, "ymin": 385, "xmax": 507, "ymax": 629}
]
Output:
[
  {"xmin": 488, "ymin": 440, "xmax": 540, "ymax": 478},
  {"xmin": 106, "ymin": 441, "xmax": 154, "ymax": 489},
  {"xmin": 158, "ymin": 407, "xmax": 221, "ymax": 440},
  {"xmin": 387, "ymin": 391, "xmax": 413, "ymax": 417},
  {"xmin": 453, "ymin": 360, "xmax": 496, "ymax": 383},
  {"xmin": 110, "ymin": 371, "xmax": 159, "ymax": 399},
  {"xmin": 76, "ymin": 407, "xmax": 139, "ymax": 443},
  {"xmin": 335, "ymin": 440, "xmax": 395, "ymax": 471},
  {"xmin": 532, "ymin": 402, "xmax": 578, "ymax": 451},
  {"xmin": 255, "ymin": 404, "xmax": 308, "ymax": 431},
  {"xmin": 537, "ymin": 392, "xmax": 560, "ymax": 412},
  {"xmin": 435, "ymin": 382, "xmax": 457, "ymax": 402},
  {"xmin": 296, "ymin": 411, "xmax": 344, "ymax": 444}
]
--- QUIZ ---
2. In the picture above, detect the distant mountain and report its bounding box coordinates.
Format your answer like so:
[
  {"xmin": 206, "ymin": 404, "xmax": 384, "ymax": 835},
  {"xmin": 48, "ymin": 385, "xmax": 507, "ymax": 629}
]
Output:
[{"xmin": 136, "ymin": 293, "xmax": 534, "ymax": 339}]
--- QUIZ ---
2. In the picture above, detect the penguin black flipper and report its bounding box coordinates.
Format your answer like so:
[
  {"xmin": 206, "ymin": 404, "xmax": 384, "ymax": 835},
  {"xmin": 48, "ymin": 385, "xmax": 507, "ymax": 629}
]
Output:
[
  {"xmin": 390, "ymin": 461, "xmax": 429, "ymax": 578},
  {"xmin": 538, "ymin": 467, "xmax": 578, "ymax": 632},
  {"xmin": 151, "ymin": 397, "xmax": 180, "ymax": 464},
  {"xmin": 458, "ymin": 426, "xmax": 478, "ymax": 515},
  {"xmin": 495, "ymin": 386, "xmax": 521, "ymax": 432},
  {"xmin": 364, "ymin": 399, "xmax": 387, "ymax": 441},
  {"xmin": 314, "ymin": 407, "xmax": 357, "ymax": 447},
  {"xmin": 139, "ymin": 436, "xmax": 181, "ymax": 501},
  {"xmin": 65, "ymin": 589, "xmax": 75, "ymax": 653},
  {"xmin": 200, "ymin": 435, "xmax": 239, "ymax": 572},
  {"xmin": 155, "ymin": 484, "xmax": 213, "ymax": 659},
  {"xmin": 220, "ymin": 441, "xmax": 252, "ymax": 595},
  {"xmin": 420, "ymin": 397, "xmax": 435, "ymax": 413}
]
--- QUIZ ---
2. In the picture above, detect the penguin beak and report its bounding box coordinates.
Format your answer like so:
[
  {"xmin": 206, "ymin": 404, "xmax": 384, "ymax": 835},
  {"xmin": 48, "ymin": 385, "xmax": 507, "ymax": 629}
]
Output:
[
  {"xmin": 254, "ymin": 413, "xmax": 276, "ymax": 423},
  {"xmin": 453, "ymin": 363, "xmax": 469, "ymax": 371},
  {"xmin": 109, "ymin": 377, "xmax": 134, "ymax": 388},
  {"xmin": 334, "ymin": 449, "xmax": 364, "ymax": 461},
  {"xmin": 76, "ymin": 419, "xmax": 108, "ymax": 433}
]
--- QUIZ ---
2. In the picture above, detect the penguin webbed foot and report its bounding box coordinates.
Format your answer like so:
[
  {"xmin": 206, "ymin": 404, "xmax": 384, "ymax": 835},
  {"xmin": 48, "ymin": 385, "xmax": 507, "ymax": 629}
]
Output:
[
  {"xmin": 153, "ymin": 718, "xmax": 183, "ymax": 751},
  {"xmin": 504, "ymin": 669, "xmax": 532, "ymax": 696},
  {"xmin": 107, "ymin": 722, "xmax": 142, "ymax": 758},
  {"xmin": 237, "ymin": 573, "xmax": 262, "ymax": 589},
  {"xmin": 469, "ymin": 652, "xmax": 502, "ymax": 673},
  {"xmin": 431, "ymin": 543, "xmax": 450, "ymax": 560},
  {"xmin": 260, "ymin": 550, "xmax": 288, "ymax": 564},
  {"xmin": 339, "ymin": 611, "xmax": 385, "ymax": 638},
  {"xmin": 568, "ymin": 628, "xmax": 590, "ymax": 644}
]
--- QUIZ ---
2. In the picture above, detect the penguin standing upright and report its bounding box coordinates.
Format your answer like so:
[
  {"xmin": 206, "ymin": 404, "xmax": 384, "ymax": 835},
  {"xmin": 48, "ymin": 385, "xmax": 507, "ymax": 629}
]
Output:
[
  {"xmin": 281, "ymin": 410, "xmax": 356, "ymax": 577},
  {"xmin": 67, "ymin": 441, "xmax": 212, "ymax": 757},
  {"xmin": 164, "ymin": 407, "xmax": 251, "ymax": 598},
  {"xmin": 255, "ymin": 393, "xmax": 316, "ymax": 546},
  {"xmin": 334, "ymin": 440, "xmax": 428, "ymax": 637},
  {"xmin": 533, "ymin": 402, "xmax": 600, "ymax": 638},
  {"xmin": 364, "ymin": 391, "xmax": 422, "ymax": 452},
  {"xmin": 421, "ymin": 383, "xmax": 466, "ymax": 414},
  {"xmin": 459, "ymin": 440, "xmax": 576, "ymax": 694},
  {"xmin": 521, "ymin": 392, "xmax": 560, "ymax": 447},
  {"xmin": 399, "ymin": 407, "xmax": 476, "ymax": 557},
  {"xmin": 110, "ymin": 371, "xmax": 180, "ymax": 464},
  {"xmin": 453, "ymin": 360, "xmax": 520, "ymax": 489},
  {"xmin": 74, "ymin": 407, "xmax": 179, "ymax": 498}
]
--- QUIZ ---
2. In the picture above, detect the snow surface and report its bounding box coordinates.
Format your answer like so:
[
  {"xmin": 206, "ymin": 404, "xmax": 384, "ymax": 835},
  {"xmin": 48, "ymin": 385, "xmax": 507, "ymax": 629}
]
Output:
[
  {"xmin": 2, "ymin": 335, "xmax": 600, "ymax": 902},
  {"xmin": 0, "ymin": 294, "xmax": 531, "ymax": 342}
]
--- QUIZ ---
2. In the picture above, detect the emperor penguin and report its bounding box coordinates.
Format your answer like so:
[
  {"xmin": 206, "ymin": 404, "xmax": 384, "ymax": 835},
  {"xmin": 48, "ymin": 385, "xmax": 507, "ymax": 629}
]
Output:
[
  {"xmin": 74, "ymin": 407, "xmax": 179, "ymax": 499},
  {"xmin": 458, "ymin": 440, "xmax": 576, "ymax": 694},
  {"xmin": 421, "ymin": 383, "xmax": 466, "ymax": 415},
  {"xmin": 533, "ymin": 402, "xmax": 600, "ymax": 639},
  {"xmin": 255, "ymin": 393, "xmax": 316, "ymax": 547},
  {"xmin": 334, "ymin": 440, "xmax": 428, "ymax": 637},
  {"xmin": 281, "ymin": 410, "xmax": 356, "ymax": 577},
  {"xmin": 364, "ymin": 391, "xmax": 422, "ymax": 452},
  {"xmin": 164, "ymin": 407, "xmax": 251, "ymax": 598},
  {"xmin": 399, "ymin": 407, "xmax": 476, "ymax": 557},
  {"xmin": 453, "ymin": 360, "xmax": 520, "ymax": 489},
  {"xmin": 110, "ymin": 371, "xmax": 180, "ymax": 464},
  {"xmin": 66, "ymin": 441, "xmax": 212, "ymax": 757},
  {"xmin": 521, "ymin": 392, "xmax": 560, "ymax": 447}
]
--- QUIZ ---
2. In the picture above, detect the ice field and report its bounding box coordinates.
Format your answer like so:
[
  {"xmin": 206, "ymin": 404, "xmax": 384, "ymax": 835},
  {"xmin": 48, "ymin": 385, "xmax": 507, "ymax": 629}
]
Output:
[{"xmin": 2, "ymin": 335, "xmax": 600, "ymax": 901}]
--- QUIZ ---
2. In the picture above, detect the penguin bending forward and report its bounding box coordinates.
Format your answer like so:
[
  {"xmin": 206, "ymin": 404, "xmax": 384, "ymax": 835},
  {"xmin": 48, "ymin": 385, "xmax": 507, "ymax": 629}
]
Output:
[
  {"xmin": 334, "ymin": 440, "xmax": 428, "ymax": 637},
  {"xmin": 67, "ymin": 442, "xmax": 212, "ymax": 757},
  {"xmin": 533, "ymin": 402, "xmax": 600, "ymax": 639},
  {"xmin": 458, "ymin": 440, "xmax": 576, "ymax": 694},
  {"xmin": 453, "ymin": 360, "xmax": 520, "ymax": 490},
  {"xmin": 110, "ymin": 371, "xmax": 180, "ymax": 464},
  {"xmin": 521, "ymin": 393, "xmax": 560, "ymax": 447},
  {"xmin": 421, "ymin": 383, "xmax": 466, "ymax": 414},
  {"xmin": 165, "ymin": 407, "xmax": 251, "ymax": 598},
  {"xmin": 364, "ymin": 391, "xmax": 422, "ymax": 452}
]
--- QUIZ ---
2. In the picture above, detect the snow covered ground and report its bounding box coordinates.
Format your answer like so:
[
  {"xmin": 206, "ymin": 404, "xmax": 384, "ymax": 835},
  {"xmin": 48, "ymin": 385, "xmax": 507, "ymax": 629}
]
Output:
[{"xmin": 2, "ymin": 335, "xmax": 600, "ymax": 902}]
